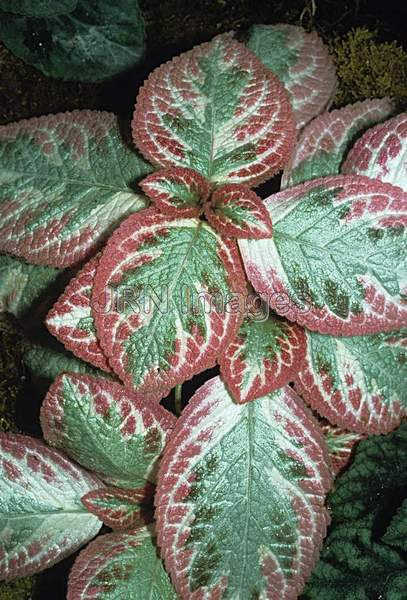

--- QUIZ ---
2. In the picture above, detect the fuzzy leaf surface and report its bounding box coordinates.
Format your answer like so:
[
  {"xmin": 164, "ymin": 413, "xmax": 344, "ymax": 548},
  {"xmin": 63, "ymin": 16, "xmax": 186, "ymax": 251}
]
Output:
[
  {"xmin": 140, "ymin": 167, "xmax": 209, "ymax": 217},
  {"xmin": 303, "ymin": 423, "xmax": 407, "ymax": 600},
  {"xmin": 41, "ymin": 373, "xmax": 175, "ymax": 488},
  {"xmin": 342, "ymin": 112, "xmax": 407, "ymax": 192},
  {"xmin": 246, "ymin": 24, "xmax": 337, "ymax": 129},
  {"xmin": 92, "ymin": 209, "xmax": 246, "ymax": 395},
  {"xmin": 0, "ymin": 254, "xmax": 61, "ymax": 319},
  {"xmin": 0, "ymin": 111, "xmax": 150, "ymax": 267},
  {"xmin": 219, "ymin": 312, "xmax": 306, "ymax": 403},
  {"xmin": 239, "ymin": 175, "xmax": 407, "ymax": 335},
  {"xmin": 382, "ymin": 499, "xmax": 407, "ymax": 552},
  {"xmin": 296, "ymin": 328, "xmax": 406, "ymax": 434},
  {"xmin": 281, "ymin": 98, "xmax": 395, "ymax": 188},
  {"xmin": 0, "ymin": 0, "xmax": 76, "ymax": 16},
  {"xmin": 46, "ymin": 254, "xmax": 110, "ymax": 371},
  {"xmin": 0, "ymin": 433, "xmax": 102, "ymax": 580},
  {"xmin": 204, "ymin": 184, "xmax": 273, "ymax": 239},
  {"xmin": 321, "ymin": 423, "xmax": 365, "ymax": 476},
  {"xmin": 68, "ymin": 528, "xmax": 177, "ymax": 600},
  {"xmin": 133, "ymin": 34, "xmax": 295, "ymax": 186},
  {"xmin": 156, "ymin": 376, "xmax": 332, "ymax": 600},
  {"xmin": 81, "ymin": 487, "xmax": 152, "ymax": 531},
  {"xmin": 0, "ymin": 0, "xmax": 144, "ymax": 82}
]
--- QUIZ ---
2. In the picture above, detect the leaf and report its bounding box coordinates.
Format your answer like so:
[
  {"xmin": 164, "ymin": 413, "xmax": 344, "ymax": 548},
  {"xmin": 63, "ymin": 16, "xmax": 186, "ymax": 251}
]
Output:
[
  {"xmin": 296, "ymin": 328, "xmax": 407, "ymax": 434},
  {"xmin": 281, "ymin": 98, "xmax": 395, "ymax": 188},
  {"xmin": 239, "ymin": 175, "xmax": 407, "ymax": 335},
  {"xmin": 303, "ymin": 423, "xmax": 407, "ymax": 600},
  {"xmin": 40, "ymin": 372, "xmax": 175, "ymax": 488},
  {"xmin": 0, "ymin": 0, "xmax": 76, "ymax": 17},
  {"xmin": 156, "ymin": 376, "xmax": 332, "ymax": 600},
  {"xmin": 219, "ymin": 311, "xmax": 306, "ymax": 403},
  {"xmin": 0, "ymin": 433, "xmax": 102, "ymax": 580},
  {"xmin": 0, "ymin": 0, "xmax": 144, "ymax": 82},
  {"xmin": 321, "ymin": 423, "xmax": 365, "ymax": 476},
  {"xmin": 246, "ymin": 24, "xmax": 337, "ymax": 129},
  {"xmin": 92, "ymin": 208, "xmax": 247, "ymax": 396},
  {"xmin": 342, "ymin": 112, "xmax": 407, "ymax": 192},
  {"xmin": 133, "ymin": 34, "xmax": 295, "ymax": 187},
  {"xmin": 140, "ymin": 167, "xmax": 209, "ymax": 217},
  {"xmin": 0, "ymin": 111, "xmax": 150, "ymax": 267},
  {"xmin": 81, "ymin": 487, "xmax": 153, "ymax": 531},
  {"xmin": 0, "ymin": 254, "xmax": 61, "ymax": 319},
  {"xmin": 46, "ymin": 254, "xmax": 110, "ymax": 372},
  {"xmin": 382, "ymin": 499, "xmax": 407, "ymax": 552},
  {"xmin": 68, "ymin": 527, "xmax": 177, "ymax": 600},
  {"xmin": 204, "ymin": 183, "xmax": 273, "ymax": 239}
]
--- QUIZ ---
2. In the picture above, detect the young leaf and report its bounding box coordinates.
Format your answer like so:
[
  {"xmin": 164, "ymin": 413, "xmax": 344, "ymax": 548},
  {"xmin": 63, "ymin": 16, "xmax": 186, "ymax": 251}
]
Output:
[
  {"xmin": 281, "ymin": 98, "xmax": 395, "ymax": 188},
  {"xmin": 342, "ymin": 112, "xmax": 407, "ymax": 192},
  {"xmin": 81, "ymin": 487, "xmax": 153, "ymax": 531},
  {"xmin": 41, "ymin": 373, "xmax": 175, "ymax": 488},
  {"xmin": 0, "ymin": 111, "xmax": 150, "ymax": 267},
  {"xmin": 239, "ymin": 175, "xmax": 407, "ymax": 335},
  {"xmin": 303, "ymin": 423, "xmax": 407, "ymax": 600},
  {"xmin": 0, "ymin": 254, "xmax": 61, "ymax": 319},
  {"xmin": 295, "ymin": 328, "xmax": 407, "ymax": 434},
  {"xmin": 246, "ymin": 24, "xmax": 337, "ymax": 129},
  {"xmin": 92, "ymin": 208, "xmax": 247, "ymax": 396},
  {"xmin": 0, "ymin": 0, "xmax": 76, "ymax": 17},
  {"xmin": 0, "ymin": 433, "xmax": 103, "ymax": 580},
  {"xmin": 133, "ymin": 34, "xmax": 295, "ymax": 187},
  {"xmin": 204, "ymin": 184, "xmax": 273, "ymax": 239},
  {"xmin": 219, "ymin": 312, "xmax": 306, "ymax": 403},
  {"xmin": 46, "ymin": 254, "xmax": 111, "ymax": 372},
  {"xmin": 321, "ymin": 423, "xmax": 365, "ymax": 476},
  {"xmin": 0, "ymin": 0, "xmax": 145, "ymax": 82},
  {"xmin": 68, "ymin": 528, "xmax": 177, "ymax": 600},
  {"xmin": 156, "ymin": 376, "xmax": 332, "ymax": 600},
  {"xmin": 140, "ymin": 167, "xmax": 209, "ymax": 217}
]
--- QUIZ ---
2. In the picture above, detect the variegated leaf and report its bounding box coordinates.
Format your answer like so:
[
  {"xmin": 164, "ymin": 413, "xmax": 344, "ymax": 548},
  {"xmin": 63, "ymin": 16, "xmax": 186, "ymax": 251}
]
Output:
[
  {"xmin": 68, "ymin": 528, "xmax": 177, "ymax": 600},
  {"xmin": 156, "ymin": 376, "xmax": 332, "ymax": 600},
  {"xmin": 133, "ymin": 34, "xmax": 295, "ymax": 186},
  {"xmin": 219, "ymin": 312, "xmax": 306, "ymax": 403},
  {"xmin": 342, "ymin": 112, "xmax": 407, "ymax": 192},
  {"xmin": 204, "ymin": 183, "xmax": 273, "ymax": 239},
  {"xmin": 0, "ymin": 433, "xmax": 102, "ymax": 580},
  {"xmin": 41, "ymin": 373, "xmax": 175, "ymax": 488},
  {"xmin": 323, "ymin": 423, "xmax": 365, "ymax": 476},
  {"xmin": 281, "ymin": 98, "xmax": 395, "ymax": 188},
  {"xmin": 46, "ymin": 254, "xmax": 110, "ymax": 372},
  {"xmin": 0, "ymin": 111, "xmax": 151, "ymax": 267},
  {"xmin": 81, "ymin": 487, "xmax": 153, "ymax": 531},
  {"xmin": 295, "ymin": 328, "xmax": 407, "ymax": 434},
  {"xmin": 92, "ymin": 208, "xmax": 247, "ymax": 395},
  {"xmin": 239, "ymin": 175, "xmax": 407, "ymax": 335},
  {"xmin": 246, "ymin": 24, "xmax": 337, "ymax": 129},
  {"xmin": 0, "ymin": 254, "xmax": 61, "ymax": 319},
  {"xmin": 140, "ymin": 167, "xmax": 209, "ymax": 217}
]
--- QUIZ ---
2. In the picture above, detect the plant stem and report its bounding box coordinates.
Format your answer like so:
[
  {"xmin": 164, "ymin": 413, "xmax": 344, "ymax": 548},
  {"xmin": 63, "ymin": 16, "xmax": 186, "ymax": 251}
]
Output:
[{"xmin": 174, "ymin": 384, "xmax": 182, "ymax": 416}]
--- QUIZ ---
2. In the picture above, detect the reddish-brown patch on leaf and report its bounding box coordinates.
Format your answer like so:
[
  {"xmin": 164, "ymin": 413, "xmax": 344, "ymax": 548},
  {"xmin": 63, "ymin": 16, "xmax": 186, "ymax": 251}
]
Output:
[{"xmin": 81, "ymin": 486, "xmax": 154, "ymax": 530}]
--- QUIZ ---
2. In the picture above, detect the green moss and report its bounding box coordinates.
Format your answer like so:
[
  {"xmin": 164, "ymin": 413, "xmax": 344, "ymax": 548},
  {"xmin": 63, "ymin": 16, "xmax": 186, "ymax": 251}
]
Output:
[
  {"xmin": 331, "ymin": 28, "xmax": 407, "ymax": 107},
  {"xmin": 0, "ymin": 577, "xmax": 35, "ymax": 600}
]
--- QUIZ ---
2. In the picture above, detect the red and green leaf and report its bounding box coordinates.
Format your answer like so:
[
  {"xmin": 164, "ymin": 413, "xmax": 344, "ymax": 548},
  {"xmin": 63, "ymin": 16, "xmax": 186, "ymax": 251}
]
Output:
[
  {"xmin": 281, "ymin": 98, "xmax": 395, "ymax": 188},
  {"xmin": 81, "ymin": 486, "xmax": 153, "ymax": 531},
  {"xmin": 68, "ymin": 527, "xmax": 177, "ymax": 600},
  {"xmin": 41, "ymin": 372, "xmax": 175, "ymax": 488},
  {"xmin": 295, "ymin": 328, "xmax": 407, "ymax": 434},
  {"xmin": 321, "ymin": 423, "xmax": 365, "ymax": 476},
  {"xmin": 92, "ymin": 208, "xmax": 247, "ymax": 396},
  {"xmin": 246, "ymin": 24, "xmax": 337, "ymax": 129},
  {"xmin": 156, "ymin": 376, "xmax": 332, "ymax": 600},
  {"xmin": 140, "ymin": 167, "xmax": 209, "ymax": 217},
  {"xmin": 0, "ymin": 111, "xmax": 151, "ymax": 267},
  {"xmin": 219, "ymin": 312, "xmax": 306, "ymax": 403},
  {"xmin": 204, "ymin": 183, "xmax": 273, "ymax": 239},
  {"xmin": 46, "ymin": 254, "xmax": 111, "ymax": 372},
  {"xmin": 342, "ymin": 112, "xmax": 407, "ymax": 192},
  {"xmin": 133, "ymin": 34, "xmax": 295, "ymax": 187},
  {"xmin": 0, "ymin": 433, "xmax": 103, "ymax": 580},
  {"xmin": 239, "ymin": 175, "xmax": 407, "ymax": 335}
]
